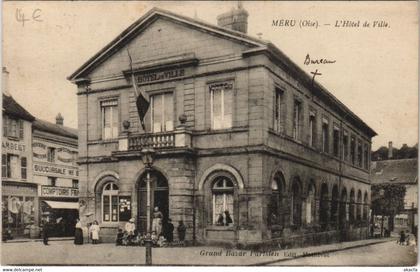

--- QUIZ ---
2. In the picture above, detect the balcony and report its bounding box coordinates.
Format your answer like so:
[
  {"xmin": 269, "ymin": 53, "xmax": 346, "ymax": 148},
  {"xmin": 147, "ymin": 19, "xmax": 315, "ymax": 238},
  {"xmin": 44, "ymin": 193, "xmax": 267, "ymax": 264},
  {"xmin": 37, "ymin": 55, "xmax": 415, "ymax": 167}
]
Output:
[
  {"xmin": 118, "ymin": 125, "xmax": 192, "ymax": 152},
  {"xmin": 128, "ymin": 131, "xmax": 175, "ymax": 150}
]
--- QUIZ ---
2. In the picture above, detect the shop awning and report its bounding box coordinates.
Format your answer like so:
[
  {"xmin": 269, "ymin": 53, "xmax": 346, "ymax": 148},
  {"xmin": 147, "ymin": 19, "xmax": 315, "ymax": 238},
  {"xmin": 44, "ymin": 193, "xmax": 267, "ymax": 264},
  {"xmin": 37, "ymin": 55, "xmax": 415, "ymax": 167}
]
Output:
[{"xmin": 43, "ymin": 200, "xmax": 79, "ymax": 210}]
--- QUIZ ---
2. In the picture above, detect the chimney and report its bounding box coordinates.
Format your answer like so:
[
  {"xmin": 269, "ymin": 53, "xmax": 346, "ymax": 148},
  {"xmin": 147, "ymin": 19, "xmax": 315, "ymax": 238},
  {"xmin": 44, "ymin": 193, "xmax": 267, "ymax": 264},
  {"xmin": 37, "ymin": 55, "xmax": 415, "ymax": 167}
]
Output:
[
  {"xmin": 217, "ymin": 2, "xmax": 249, "ymax": 33},
  {"xmin": 2, "ymin": 67, "xmax": 9, "ymax": 95},
  {"xmin": 388, "ymin": 141, "xmax": 393, "ymax": 159},
  {"xmin": 56, "ymin": 113, "xmax": 64, "ymax": 126}
]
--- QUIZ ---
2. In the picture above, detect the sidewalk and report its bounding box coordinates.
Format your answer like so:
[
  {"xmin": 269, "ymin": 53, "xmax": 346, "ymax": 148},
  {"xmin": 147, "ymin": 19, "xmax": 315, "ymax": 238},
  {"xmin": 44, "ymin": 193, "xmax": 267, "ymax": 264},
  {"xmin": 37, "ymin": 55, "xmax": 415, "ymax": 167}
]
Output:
[
  {"xmin": 3, "ymin": 237, "xmax": 74, "ymax": 243},
  {"xmin": 1, "ymin": 237, "xmax": 393, "ymax": 265}
]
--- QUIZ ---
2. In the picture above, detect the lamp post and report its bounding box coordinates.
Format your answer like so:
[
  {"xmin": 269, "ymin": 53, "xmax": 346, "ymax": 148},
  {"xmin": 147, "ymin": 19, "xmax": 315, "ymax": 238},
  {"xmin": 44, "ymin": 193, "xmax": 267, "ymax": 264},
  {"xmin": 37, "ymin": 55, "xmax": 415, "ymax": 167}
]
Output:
[{"xmin": 141, "ymin": 147, "xmax": 156, "ymax": 266}]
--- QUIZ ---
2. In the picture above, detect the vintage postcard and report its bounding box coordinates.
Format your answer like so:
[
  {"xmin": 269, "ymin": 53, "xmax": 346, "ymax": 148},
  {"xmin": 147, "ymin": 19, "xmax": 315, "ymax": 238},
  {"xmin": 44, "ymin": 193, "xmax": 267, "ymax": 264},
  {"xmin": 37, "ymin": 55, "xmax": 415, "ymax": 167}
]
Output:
[{"xmin": 1, "ymin": 0, "xmax": 418, "ymax": 269}]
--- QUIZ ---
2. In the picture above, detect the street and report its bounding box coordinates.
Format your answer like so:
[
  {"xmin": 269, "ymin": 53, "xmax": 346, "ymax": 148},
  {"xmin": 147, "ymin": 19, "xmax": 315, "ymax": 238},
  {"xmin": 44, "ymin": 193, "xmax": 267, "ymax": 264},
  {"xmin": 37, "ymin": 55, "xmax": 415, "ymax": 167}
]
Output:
[
  {"xmin": 269, "ymin": 240, "xmax": 417, "ymax": 266},
  {"xmin": 1, "ymin": 238, "xmax": 417, "ymax": 266}
]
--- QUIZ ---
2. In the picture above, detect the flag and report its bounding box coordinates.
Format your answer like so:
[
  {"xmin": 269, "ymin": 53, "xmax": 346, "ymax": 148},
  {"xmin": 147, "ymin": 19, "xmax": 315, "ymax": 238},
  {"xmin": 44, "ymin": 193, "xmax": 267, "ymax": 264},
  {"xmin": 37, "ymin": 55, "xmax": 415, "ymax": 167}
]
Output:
[{"xmin": 127, "ymin": 50, "xmax": 149, "ymax": 131}]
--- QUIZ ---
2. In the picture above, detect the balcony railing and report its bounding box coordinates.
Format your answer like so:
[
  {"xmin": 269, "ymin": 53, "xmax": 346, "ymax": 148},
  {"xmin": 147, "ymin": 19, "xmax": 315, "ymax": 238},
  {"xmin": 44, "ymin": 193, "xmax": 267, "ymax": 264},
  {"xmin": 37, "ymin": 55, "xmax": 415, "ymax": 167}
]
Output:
[{"xmin": 128, "ymin": 132, "xmax": 175, "ymax": 150}]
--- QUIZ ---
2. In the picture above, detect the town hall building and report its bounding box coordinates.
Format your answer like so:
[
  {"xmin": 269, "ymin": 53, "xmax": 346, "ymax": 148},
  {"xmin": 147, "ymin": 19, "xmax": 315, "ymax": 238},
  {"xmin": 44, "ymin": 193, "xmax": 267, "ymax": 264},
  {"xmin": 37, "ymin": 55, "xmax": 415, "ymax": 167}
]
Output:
[{"xmin": 68, "ymin": 6, "xmax": 376, "ymax": 247}]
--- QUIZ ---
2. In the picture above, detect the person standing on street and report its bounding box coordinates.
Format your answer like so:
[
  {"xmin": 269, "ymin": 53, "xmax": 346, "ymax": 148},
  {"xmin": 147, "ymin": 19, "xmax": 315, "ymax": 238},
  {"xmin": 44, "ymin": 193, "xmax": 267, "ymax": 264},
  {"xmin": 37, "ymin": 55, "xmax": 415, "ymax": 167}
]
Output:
[
  {"xmin": 399, "ymin": 230, "xmax": 406, "ymax": 245},
  {"xmin": 42, "ymin": 217, "xmax": 51, "ymax": 246},
  {"xmin": 152, "ymin": 206, "xmax": 163, "ymax": 236},
  {"xmin": 89, "ymin": 220, "xmax": 100, "ymax": 244},
  {"xmin": 74, "ymin": 218, "xmax": 83, "ymax": 245},
  {"xmin": 177, "ymin": 220, "xmax": 186, "ymax": 245}
]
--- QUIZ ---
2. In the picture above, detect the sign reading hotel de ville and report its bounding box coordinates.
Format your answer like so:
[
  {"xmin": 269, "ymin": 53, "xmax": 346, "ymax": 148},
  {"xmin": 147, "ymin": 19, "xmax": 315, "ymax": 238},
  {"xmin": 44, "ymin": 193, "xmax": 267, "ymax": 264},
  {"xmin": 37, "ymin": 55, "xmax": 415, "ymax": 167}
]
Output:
[{"xmin": 2, "ymin": 1, "xmax": 418, "ymax": 269}]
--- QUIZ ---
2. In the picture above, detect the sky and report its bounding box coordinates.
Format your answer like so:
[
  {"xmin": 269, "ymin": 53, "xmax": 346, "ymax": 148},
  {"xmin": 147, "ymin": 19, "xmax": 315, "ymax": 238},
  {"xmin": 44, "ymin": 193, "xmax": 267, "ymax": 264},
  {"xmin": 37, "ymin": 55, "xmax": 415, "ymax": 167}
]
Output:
[{"xmin": 2, "ymin": 1, "xmax": 418, "ymax": 150}]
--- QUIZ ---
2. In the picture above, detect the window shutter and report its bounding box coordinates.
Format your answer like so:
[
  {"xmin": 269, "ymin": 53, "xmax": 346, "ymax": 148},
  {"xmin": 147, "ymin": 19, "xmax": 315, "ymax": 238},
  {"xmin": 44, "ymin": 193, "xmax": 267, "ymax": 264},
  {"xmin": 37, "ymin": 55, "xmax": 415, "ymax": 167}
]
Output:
[
  {"xmin": 3, "ymin": 116, "xmax": 7, "ymax": 137},
  {"xmin": 19, "ymin": 120, "xmax": 24, "ymax": 139}
]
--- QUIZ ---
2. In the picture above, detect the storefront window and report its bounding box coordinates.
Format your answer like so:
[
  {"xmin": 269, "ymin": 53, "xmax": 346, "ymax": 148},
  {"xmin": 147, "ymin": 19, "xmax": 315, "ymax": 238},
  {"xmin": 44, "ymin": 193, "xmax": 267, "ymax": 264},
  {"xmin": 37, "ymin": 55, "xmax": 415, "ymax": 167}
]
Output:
[{"xmin": 212, "ymin": 177, "xmax": 234, "ymax": 226}]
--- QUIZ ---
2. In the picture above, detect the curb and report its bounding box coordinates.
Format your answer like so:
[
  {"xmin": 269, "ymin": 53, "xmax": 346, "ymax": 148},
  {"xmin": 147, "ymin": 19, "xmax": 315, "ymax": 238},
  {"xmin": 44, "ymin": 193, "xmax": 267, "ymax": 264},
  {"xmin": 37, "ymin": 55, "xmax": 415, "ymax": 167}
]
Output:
[
  {"xmin": 4, "ymin": 237, "xmax": 74, "ymax": 244},
  {"xmin": 248, "ymin": 239, "xmax": 392, "ymax": 266}
]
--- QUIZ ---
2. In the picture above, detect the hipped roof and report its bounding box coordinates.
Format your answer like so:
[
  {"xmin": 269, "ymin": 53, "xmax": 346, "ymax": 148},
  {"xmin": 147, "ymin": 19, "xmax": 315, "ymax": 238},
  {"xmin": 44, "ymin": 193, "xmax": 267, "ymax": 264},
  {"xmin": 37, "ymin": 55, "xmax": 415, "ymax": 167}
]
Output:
[{"xmin": 68, "ymin": 7, "xmax": 377, "ymax": 137}]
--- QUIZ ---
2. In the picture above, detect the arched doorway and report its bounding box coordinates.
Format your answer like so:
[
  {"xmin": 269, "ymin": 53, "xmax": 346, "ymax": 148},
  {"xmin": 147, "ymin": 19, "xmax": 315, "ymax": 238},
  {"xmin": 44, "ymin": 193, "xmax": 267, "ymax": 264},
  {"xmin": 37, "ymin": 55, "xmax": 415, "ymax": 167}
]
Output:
[
  {"xmin": 291, "ymin": 177, "xmax": 302, "ymax": 228},
  {"xmin": 330, "ymin": 185, "xmax": 339, "ymax": 228},
  {"xmin": 339, "ymin": 188, "xmax": 347, "ymax": 229},
  {"xmin": 319, "ymin": 183, "xmax": 329, "ymax": 230},
  {"xmin": 137, "ymin": 170, "xmax": 169, "ymax": 233}
]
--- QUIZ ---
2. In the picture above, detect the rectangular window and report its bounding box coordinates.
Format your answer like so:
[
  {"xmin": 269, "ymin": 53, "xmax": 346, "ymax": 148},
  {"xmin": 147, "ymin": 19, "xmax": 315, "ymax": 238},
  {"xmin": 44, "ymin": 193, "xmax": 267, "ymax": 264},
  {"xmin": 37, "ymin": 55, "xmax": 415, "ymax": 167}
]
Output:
[
  {"xmin": 19, "ymin": 120, "xmax": 24, "ymax": 139},
  {"xmin": 2, "ymin": 154, "xmax": 7, "ymax": 178},
  {"xmin": 343, "ymin": 131, "xmax": 349, "ymax": 161},
  {"xmin": 210, "ymin": 82, "xmax": 233, "ymax": 130},
  {"xmin": 72, "ymin": 179, "xmax": 79, "ymax": 189},
  {"xmin": 293, "ymin": 100, "xmax": 301, "ymax": 140},
  {"xmin": 48, "ymin": 177, "xmax": 57, "ymax": 187},
  {"xmin": 322, "ymin": 119, "xmax": 329, "ymax": 153},
  {"xmin": 151, "ymin": 92, "xmax": 174, "ymax": 133},
  {"xmin": 3, "ymin": 116, "xmax": 7, "ymax": 137},
  {"xmin": 103, "ymin": 195, "xmax": 110, "ymax": 221},
  {"xmin": 111, "ymin": 195, "xmax": 118, "ymax": 221},
  {"xmin": 47, "ymin": 147, "xmax": 56, "ymax": 163},
  {"xmin": 357, "ymin": 140, "xmax": 363, "ymax": 167},
  {"xmin": 333, "ymin": 126, "xmax": 340, "ymax": 157},
  {"xmin": 309, "ymin": 111, "xmax": 316, "ymax": 147},
  {"xmin": 101, "ymin": 99, "xmax": 119, "ymax": 139},
  {"xmin": 7, "ymin": 118, "xmax": 19, "ymax": 138},
  {"xmin": 7, "ymin": 154, "xmax": 19, "ymax": 179},
  {"xmin": 273, "ymin": 88, "xmax": 284, "ymax": 133},
  {"xmin": 364, "ymin": 144, "xmax": 369, "ymax": 169},
  {"xmin": 350, "ymin": 136, "xmax": 356, "ymax": 165},
  {"xmin": 21, "ymin": 157, "xmax": 27, "ymax": 180}
]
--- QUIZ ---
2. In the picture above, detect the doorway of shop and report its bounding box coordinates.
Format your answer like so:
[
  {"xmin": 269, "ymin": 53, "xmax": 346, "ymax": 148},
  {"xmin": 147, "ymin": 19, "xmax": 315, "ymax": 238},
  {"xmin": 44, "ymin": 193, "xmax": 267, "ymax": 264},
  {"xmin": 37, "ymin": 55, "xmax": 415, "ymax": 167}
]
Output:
[{"xmin": 137, "ymin": 170, "xmax": 169, "ymax": 234}]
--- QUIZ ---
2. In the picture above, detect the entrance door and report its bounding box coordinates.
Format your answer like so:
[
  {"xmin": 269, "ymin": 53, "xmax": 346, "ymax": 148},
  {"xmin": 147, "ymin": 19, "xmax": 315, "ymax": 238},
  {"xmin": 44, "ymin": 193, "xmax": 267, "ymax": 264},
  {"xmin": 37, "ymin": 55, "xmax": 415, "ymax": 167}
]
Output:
[{"xmin": 137, "ymin": 170, "xmax": 169, "ymax": 233}]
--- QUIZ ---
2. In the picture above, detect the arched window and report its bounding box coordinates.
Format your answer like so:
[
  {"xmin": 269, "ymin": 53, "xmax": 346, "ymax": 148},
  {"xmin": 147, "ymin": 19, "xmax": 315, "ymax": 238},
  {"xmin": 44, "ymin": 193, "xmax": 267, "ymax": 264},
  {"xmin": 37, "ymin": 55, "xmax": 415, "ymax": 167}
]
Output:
[
  {"xmin": 102, "ymin": 182, "xmax": 119, "ymax": 222},
  {"xmin": 291, "ymin": 178, "xmax": 302, "ymax": 227},
  {"xmin": 269, "ymin": 173, "xmax": 285, "ymax": 227},
  {"xmin": 357, "ymin": 190, "xmax": 362, "ymax": 221},
  {"xmin": 212, "ymin": 176, "xmax": 234, "ymax": 226},
  {"xmin": 349, "ymin": 189, "xmax": 355, "ymax": 224},
  {"xmin": 319, "ymin": 183, "xmax": 329, "ymax": 229},
  {"xmin": 306, "ymin": 183, "xmax": 316, "ymax": 224},
  {"xmin": 363, "ymin": 192, "xmax": 369, "ymax": 221}
]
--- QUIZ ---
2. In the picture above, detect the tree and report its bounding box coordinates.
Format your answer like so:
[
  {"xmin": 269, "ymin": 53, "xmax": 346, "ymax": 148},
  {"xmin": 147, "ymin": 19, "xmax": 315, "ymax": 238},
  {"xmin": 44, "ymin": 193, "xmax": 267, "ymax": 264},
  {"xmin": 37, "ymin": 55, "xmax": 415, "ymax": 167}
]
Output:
[{"xmin": 371, "ymin": 184, "xmax": 406, "ymax": 235}]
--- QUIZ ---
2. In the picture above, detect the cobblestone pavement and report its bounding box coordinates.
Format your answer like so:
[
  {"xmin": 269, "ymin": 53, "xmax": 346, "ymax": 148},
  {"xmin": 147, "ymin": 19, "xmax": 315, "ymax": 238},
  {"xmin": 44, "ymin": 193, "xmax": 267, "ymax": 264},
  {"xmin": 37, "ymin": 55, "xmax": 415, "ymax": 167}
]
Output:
[{"xmin": 1, "ymin": 238, "xmax": 405, "ymax": 266}]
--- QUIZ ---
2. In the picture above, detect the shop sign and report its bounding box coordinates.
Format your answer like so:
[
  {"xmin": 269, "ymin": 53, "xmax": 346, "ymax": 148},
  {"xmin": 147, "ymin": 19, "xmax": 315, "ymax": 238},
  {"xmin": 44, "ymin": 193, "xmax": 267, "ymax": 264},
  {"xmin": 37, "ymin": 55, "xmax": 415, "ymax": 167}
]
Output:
[
  {"xmin": 41, "ymin": 186, "xmax": 79, "ymax": 197},
  {"xmin": 2, "ymin": 140, "xmax": 26, "ymax": 153},
  {"xmin": 136, "ymin": 68, "xmax": 185, "ymax": 84},
  {"xmin": 33, "ymin": 142, "xmax": 47, "ymax": 159},
  {"xmin": 33, "ymin": 163, "xmax": 79, "ymax": 178},
  {"xmin": 57, "ymin": 147, "xmax": 75, "ymax": 163}
]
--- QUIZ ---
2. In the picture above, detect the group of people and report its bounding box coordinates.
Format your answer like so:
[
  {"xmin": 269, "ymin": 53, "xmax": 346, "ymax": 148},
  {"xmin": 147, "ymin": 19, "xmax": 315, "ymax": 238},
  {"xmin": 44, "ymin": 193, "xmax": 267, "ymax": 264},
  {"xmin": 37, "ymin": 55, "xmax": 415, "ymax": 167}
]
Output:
[
  {"xmin": 216, "ymin": 210, "xmax": 233, "ymax": 226},
  {"xmin": 74, "ymin": 219, "xmax": 100, "ymax": 245},
  {"xmin": 116, "ymin": 207, "xmax": 187, "ymax": 247},
  {"xmin": 398, "ymin": 230, "xmax": 417, "ymax": 246}
]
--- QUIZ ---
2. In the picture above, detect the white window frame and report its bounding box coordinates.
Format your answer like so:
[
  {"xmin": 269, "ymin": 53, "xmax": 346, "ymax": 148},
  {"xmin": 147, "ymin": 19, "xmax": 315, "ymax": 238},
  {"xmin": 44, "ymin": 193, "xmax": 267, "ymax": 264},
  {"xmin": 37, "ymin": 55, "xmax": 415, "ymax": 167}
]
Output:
[
  {"xmin": 273, "ymin": 88, "xmax": 284, "ymax": 133},
  {"xmin": 101, "ymin": 100, "xmax": 119, "ymax": 140},
  {"xmin": 102, "ymin": 182, "xmax": 119, "ymax": 222},
  {"xmin": 210, "ymin": 82, "xmax": 233, "ymax": 130},
  {"xmin": 212, "ymin": 177, "xmax": 234, "ymax": 226},
  {"xmin": 150, "ymin": 92, "xmax": 174, "ymax": 133},
  {"xmin": 293, "ymin": 100, "xmax": 301, "ymax": 140}
]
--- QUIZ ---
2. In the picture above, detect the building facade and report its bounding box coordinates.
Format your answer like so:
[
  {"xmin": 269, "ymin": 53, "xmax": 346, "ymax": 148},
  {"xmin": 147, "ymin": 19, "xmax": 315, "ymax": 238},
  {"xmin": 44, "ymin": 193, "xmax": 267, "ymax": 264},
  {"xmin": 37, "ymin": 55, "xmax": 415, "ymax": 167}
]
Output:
[
  {"xmin": 371, "ymin": 157, "xmax": 418, "ymax": 234},
  {"xmin": 2, "ymin": 93, "xmax": 37, "ymax": 238},
  {"xmin": 33, "ymin": 114, "xmax": 79, "ymax": 237},
  {"xmin": 68, "ymin": 7, "xmax": 376, "ymax": 246}
]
